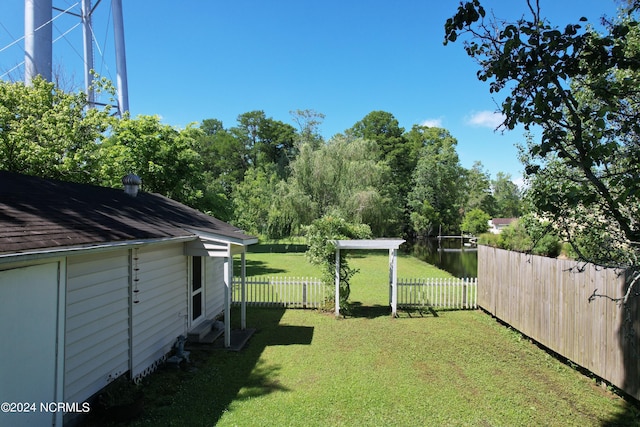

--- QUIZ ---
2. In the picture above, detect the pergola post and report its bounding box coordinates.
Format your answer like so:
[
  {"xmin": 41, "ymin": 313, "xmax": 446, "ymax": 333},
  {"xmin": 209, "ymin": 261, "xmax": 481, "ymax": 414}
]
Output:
[
  {"xmin": 241, "ymin": 251, "xmax": 246, "ymax": 330},
  {"xmin": 335, "ymin": 247, "xmax": 341, "ymax": 317},
  {"xmin": 223, "ymin": 255, "xmax": 233, "ymax": 348},
  {"xmin": 389, "ymin": 248, "xmax": 398, "ymax": 317}
]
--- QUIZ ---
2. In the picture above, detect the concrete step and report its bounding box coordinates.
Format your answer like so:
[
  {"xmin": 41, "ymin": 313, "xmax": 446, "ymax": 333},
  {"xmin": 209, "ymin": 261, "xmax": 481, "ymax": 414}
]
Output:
[
  {"xmin": 199, "ymin": 328, "xmax": 224, "ymax": 344},
  {"xmin": 187, "ymin": 319, "xmax": 214, "ymax": 342},
  {"xmin": 187, "ymin": 319, "xmax": 225, "ymax": 343}
]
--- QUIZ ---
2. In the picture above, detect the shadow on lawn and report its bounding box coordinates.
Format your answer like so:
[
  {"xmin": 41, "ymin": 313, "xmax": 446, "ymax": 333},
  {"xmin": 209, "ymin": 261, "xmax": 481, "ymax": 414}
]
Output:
[
  {"xmin": 248, "ymin": 243, "xmax": 308, "ymax": 253},
  {"xmin": 348, "ymin": 302, "xmax": 393, "ymax": 319},
  {"xmin": 347, "ymin": 302, "xmax": 442, "ymax": 319},
  {"xmin": 241, "ymin": 259, "xmax": 286, "ymax": 276},
  {"xmin": 85, "ymin": 307, "xmax": 313, "ymax": 426}
]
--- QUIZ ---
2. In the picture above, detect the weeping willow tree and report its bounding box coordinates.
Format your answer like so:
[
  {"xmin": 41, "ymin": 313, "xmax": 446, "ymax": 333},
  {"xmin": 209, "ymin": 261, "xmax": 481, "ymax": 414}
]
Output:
[{"xmin": 283, "ymin": 135, "xmax": 401, "ymax": 237}]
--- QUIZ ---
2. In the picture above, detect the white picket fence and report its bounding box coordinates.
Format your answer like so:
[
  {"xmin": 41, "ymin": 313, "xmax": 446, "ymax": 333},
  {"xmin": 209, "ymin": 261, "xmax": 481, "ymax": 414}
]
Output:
[
  {"xmin": 231, "ymin": 276, "xmax": 326, "ymax": 308},
  {"xmin": 397, "ymin": 277, "xmax": 478, "ymax": 310},
  {"xmin": 232, "ymin": 276, "xmax": 478, "ymax": 311}
]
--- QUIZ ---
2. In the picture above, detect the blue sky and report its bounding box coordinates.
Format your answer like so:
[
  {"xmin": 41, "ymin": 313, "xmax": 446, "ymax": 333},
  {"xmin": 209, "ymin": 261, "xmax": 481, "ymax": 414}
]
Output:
[{"xmin": 0, "ymin": 1, "xmax": 620, "ymax": 182}]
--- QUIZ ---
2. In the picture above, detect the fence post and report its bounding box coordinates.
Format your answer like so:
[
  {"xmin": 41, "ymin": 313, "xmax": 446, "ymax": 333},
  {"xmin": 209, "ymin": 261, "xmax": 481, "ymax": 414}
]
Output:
[
  {"xmin": 303, "ymin": 280, "xmax": 307, "ymax": 309},
  {"xmin": 463, "ymin": 279, "xmax": 467, "ymax": 309}
]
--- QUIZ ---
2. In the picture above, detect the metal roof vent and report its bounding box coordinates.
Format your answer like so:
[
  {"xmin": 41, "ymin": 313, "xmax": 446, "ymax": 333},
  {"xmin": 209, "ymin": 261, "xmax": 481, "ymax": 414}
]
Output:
[{"xmin": 122, "ymin": 173, "xmax": 142, "ymax": 197}]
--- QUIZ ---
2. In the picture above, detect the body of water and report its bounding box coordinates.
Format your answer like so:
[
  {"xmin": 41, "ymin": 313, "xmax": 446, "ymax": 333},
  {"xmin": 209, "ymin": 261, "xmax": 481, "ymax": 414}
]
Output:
[{"xmin": 410, "ymin": 237, "xmax": 478, "ymax": 278}]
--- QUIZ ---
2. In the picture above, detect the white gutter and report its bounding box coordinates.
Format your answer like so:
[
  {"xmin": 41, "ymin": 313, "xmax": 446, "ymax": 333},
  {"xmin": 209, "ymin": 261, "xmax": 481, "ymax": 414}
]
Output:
[
  {"xmin": 0, "ymin": 235, "xmax": 197, "ymax": 265},
  {"xmin": 184, "ymin": 228, "xmax": 259, "ymax": 247}
]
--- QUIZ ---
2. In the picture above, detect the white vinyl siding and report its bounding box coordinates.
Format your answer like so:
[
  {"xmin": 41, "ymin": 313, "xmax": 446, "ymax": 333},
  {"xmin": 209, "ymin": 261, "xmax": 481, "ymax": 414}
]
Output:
[
  {"xmin": 65, "ymin": 251, "xmax": 129, "ymax": 404},
  {"xmin": 131, "ymin": 244, "xmax": 187, "ymax": 379},
  {"xmin": 205, "ymin": 257, "xmax": 225, "ymax": 318}
]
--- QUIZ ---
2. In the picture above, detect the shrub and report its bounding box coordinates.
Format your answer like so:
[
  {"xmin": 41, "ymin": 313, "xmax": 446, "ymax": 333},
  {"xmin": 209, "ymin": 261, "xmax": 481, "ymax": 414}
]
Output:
[
  {"xmin": 478, "ymin": 216, "xmax": 562, "ymax": 258},
  {"xmin": 304, "ymin": 214, "xmax": 371, "ymax": 314}
]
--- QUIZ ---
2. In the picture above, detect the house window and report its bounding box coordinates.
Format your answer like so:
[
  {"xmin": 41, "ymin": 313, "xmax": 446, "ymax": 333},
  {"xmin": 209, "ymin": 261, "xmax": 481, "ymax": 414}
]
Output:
[{"xmin": 191, "ymin": 256, "xmax": 204, "ymax": 323}]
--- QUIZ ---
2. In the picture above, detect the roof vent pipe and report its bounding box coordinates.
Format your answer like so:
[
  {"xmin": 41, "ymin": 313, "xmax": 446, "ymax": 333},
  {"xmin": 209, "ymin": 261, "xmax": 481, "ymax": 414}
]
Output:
[{"xmin": 122, "ymin": 173, "xmax": 142, "ymax": 197}]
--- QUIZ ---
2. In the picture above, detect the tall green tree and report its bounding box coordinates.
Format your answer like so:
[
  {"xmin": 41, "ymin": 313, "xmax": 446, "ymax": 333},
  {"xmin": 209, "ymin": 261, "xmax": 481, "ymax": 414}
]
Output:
[
  {"xmin": 232, "ymin": 110, "xmax": 297, "ymax": 178},
  {"xmin": 463, "ymin": 161, "xmax": 497, "ymax": 217},
  {"xmin": 0, "ymin": 77, "xmax": 111, "ymax": 183},
  {"xmin": 460, "ymin": 208, "xmax": 491, "ymax": 235},
  {"xmin": 288, "ymin": 136, "xmax": 399, "ymax": 236},
  {"xmin": 231, "ymin": 167, "xmax": 280, "ymax": 236},
  {"xmin": 349, "ymin": 111, "xmax": 415, "ymax": 202},
  {"xmin": 407, "ymin": 126, "xmax": 466, "ymax": 237},
  {"xmin": 444, "ymin": 0, "xmax": 640, "ymax": 293},
  {"xmin": 99, "ymin": 115, "xmax": 205, "ymax": 209},
  {"xmin": 492, "ymin": 172, "xmax": 522, "ymax": 218},
  {"xmin": 290, "ymin": 109, "xmax": 325, "ymax": 150},
  {"xmin": 198, "ymin": 118, "xmax": 248, "ymax": 197}
]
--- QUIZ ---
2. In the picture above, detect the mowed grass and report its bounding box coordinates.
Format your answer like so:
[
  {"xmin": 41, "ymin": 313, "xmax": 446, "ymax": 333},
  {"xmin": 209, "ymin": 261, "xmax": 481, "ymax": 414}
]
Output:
[
  {"xmin": 115, "ymin": 248, "xmax": 638, "ymax": 427},
  {"xmin": 238, "ymin": 244, "xmax": 453, "ymax": 306}
]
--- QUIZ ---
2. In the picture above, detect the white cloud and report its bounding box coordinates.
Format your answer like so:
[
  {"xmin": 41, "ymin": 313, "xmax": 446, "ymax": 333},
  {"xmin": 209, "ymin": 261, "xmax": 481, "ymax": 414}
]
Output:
[
  {"xmin": 512, "ymin": 176, "xmax": 526, "ymax": 190},
  {"xmin": 466, "ymin": 111, "xmax": 505, "ymax": 128},
  {"xmin": 420, "ymin": 118, "xmax": 443, "ymax": 127}
]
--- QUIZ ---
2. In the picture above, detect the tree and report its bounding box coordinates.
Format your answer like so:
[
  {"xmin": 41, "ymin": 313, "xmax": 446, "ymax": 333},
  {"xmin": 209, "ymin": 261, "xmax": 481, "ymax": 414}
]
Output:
[
  {"xmin": 198, "ymin": 118, "xmax": 248, "ymax": 198},
  {"xmin": 349, "ymin": 111, "xmax": 415, "ymax": 208},
  {"xmin": 288, "ymin": 135, "xmax": 399, "ymax": 236},
  {"xmin": 463, "ymin": 161, "xmax": 497, "ymax": 216},
  {"xmin": 407, "ymin": 126, "xmax": 466, "ymax": 237},
  {"xmin": 461, "ymin": 208, "xmax": 490, "ymax": 235},
  {"xmin": 492, "ymin": 172, "xmax": 522, "ymax": 218},
  {"xmin": 444, "ymin": 1, "xmax": 640, "ymax": 281},
  {"xmin": 0, "ymin": 77, "xmax": 111, "ymax": 183},
  {"xmin": 231, "ymin": 110, "xmax": 297, "ymax": 178},
  {"xmin": 231, "ymin": 167, "xmax": 279, "ymax": 237},
  {"xmin": 98, "ymin": 115, "xmax": 206, "ymax": 209},
  {"xmin": 290, "ymin": 109, "xmax": 325, "ymax": 150}
]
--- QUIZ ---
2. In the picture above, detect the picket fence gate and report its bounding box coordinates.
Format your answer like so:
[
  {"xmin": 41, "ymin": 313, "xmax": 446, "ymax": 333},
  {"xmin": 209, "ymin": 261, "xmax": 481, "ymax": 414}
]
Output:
[
  {"xmin": 397, "ymin": 277, "xmax": 478, "ymax": 310},
  {"xmin": 232, "ymin": 276, "xmax": 477, "ymax": 311}
]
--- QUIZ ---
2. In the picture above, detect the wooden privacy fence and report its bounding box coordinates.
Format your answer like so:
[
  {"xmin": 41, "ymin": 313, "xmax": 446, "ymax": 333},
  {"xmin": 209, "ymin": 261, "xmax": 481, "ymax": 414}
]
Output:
[
  {"xmin": 232, "ymin": 276, "xmax": 478, "ymax": 311},
  {"xmin": 232, "ymin": 276, "xmax": 325, "ymax": 308},
  {"xmin": 478, "ymin": 245, "xmax": 640, "ymax": 401},
  {"xmin": 398, "ymin": 277, "xmax": 478, "ymax": 310}
]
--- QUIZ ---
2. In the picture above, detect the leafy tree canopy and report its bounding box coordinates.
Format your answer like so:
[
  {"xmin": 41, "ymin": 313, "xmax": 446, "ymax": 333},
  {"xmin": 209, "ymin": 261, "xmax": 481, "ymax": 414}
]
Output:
[
  {"xmin": 0, "ymin": 77, "xmax": 111, "ymax": 183},
  {"xmin": 461, "ymin": 208, "xmax": 491, "ymax": 235},
  {"xmin": 407, "ymin": 126, "xmax": 466, "ymax": 237},
  {"xmin": 445, "ymin": 1, "xmax": 640, "ymax": 281}
]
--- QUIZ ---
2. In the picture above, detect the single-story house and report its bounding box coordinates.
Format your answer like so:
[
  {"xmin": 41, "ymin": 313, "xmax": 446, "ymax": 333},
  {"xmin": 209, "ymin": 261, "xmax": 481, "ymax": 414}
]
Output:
[
  {"xmin": 0, "ymin": 171, "xmax": 257, "ymax": 426},
  {"xmin": 488, "ymin": 217, "xmax": 517, "ymax": 234}
]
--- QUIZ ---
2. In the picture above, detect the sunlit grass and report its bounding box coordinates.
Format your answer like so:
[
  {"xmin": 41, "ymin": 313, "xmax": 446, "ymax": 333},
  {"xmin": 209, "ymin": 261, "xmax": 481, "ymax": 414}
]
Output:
[
  {"xmin": 124, "ymin": 307, "xmax": 636, "ymax": 427},
  {"xmin": 109, "ymin": 247, "xmax": 638, "ymax": 427}
]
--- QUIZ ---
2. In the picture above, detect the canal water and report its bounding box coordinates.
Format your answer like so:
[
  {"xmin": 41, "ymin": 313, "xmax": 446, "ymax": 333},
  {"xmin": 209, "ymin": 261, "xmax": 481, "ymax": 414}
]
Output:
[{"xmin": 410, "ymin": 238, "xmax": 478, "ymax": 278}]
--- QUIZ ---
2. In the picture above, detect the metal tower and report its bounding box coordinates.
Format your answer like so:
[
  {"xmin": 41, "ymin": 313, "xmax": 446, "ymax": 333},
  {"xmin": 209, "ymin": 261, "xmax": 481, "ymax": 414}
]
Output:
[{"xmin": 24, "ymin": 0, "xmax": 129, "ymax": 115}]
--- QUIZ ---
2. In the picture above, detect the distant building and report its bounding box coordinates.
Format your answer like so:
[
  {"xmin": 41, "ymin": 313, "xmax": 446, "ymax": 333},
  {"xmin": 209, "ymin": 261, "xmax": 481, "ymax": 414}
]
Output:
[{"xmin": 488, "ymin": 217, "xmax": 517, "ymax": 234}]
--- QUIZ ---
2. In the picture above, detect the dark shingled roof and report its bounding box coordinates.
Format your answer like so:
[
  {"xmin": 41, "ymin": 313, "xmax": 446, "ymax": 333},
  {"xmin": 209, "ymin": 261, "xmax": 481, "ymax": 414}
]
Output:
[{"xmin": 0, "ymin": 171, "xmax": 256, "ymax": 255}]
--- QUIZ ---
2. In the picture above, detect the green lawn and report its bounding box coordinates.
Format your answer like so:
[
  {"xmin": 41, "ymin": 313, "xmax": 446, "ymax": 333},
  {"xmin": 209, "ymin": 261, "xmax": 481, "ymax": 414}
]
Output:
[
  {"xmin": 91, "ymin": 247, "xmax": 638, "ymax": 426},
  {"xmin": 238, "ymin": 244, "xmax": 453, "ymax": 307}
]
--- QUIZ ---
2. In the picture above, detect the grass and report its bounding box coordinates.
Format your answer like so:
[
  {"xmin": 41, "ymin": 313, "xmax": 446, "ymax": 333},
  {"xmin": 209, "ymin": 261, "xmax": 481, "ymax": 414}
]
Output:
[
  {"xmin": 87, "ymin": 247, "xmax": 639, "ymax": 426},
  {"xmin": 238, "ymin": 244, "xmax": 453, "ymax": 307}
]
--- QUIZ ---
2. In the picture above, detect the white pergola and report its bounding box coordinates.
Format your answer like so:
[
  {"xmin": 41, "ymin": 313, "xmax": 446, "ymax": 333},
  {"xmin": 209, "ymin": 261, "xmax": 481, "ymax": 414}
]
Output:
[{"xmin": 333, "ymin": 239, "xmax": 405, "ymax": 317}]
